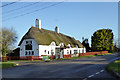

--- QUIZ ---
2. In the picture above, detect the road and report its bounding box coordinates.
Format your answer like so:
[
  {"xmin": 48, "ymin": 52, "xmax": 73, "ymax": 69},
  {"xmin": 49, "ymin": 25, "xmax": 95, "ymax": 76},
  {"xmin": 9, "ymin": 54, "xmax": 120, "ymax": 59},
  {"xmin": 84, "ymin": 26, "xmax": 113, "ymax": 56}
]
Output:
[{"xmin": 1, "ymin": 53, "xmax": 120, "ymax": 80}]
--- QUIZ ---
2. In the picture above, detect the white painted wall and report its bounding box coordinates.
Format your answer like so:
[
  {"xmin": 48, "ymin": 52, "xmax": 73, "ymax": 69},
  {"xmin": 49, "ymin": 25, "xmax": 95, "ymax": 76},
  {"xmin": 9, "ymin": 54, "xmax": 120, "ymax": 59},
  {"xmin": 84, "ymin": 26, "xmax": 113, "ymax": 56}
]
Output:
[
  {"xmin": 20, "ymin": 39, "xmax": 86, "ymax": 57},
  {"xmin": 38, "ymin": 45, "xmax": 60, "ymax": 56},
  {"xmin": 20, "ymin": 39, "xmax": 39, "ymax": 56},
  {"xmin": 63, "ymin": 47, "xmax": 86, "ymax": 55}
]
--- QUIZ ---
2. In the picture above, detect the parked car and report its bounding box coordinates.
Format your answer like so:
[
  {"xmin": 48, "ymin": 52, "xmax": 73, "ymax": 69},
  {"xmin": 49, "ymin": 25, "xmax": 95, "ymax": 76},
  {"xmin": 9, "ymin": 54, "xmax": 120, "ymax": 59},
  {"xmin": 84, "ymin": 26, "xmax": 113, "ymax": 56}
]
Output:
[{"xmin": 44, "ymin": 58, "xmax": 50, "ymax": 62}]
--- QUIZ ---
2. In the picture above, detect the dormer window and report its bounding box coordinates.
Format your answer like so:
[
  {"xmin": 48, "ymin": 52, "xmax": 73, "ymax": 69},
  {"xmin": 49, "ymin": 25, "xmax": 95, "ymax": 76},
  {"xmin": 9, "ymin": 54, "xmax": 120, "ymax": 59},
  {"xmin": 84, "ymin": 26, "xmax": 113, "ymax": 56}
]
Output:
[
  {"xmin": 59, "ymin": 42, "xmax": 64, "ymax": 47},
  {"xmin": 50, "ymin": 41, "xmax": 56, "ymax": 46},
  {"xmin": 67, "ymin": 44, "xmax": 71, "ymax": 48},
  {"xmin": 76, "ymin": 45, "xmax": 78, "ymax": 48},
  {"xmin": 26, "ymin": 41, "xmax": 32, "ymax": 45}
]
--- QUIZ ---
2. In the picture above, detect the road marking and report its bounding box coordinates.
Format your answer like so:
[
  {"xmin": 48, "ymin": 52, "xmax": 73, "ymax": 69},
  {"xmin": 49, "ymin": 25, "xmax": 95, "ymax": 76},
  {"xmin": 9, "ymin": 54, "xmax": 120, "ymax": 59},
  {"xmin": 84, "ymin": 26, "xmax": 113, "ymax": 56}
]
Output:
[
  {"xmin": 88, "ymin": 74, "xmax": 94, "ymax": 78},
  {"xmin": 109, "ymin": 57, "xmax": 120, "ymax": 62},
  {"xmin": 83, "ymin": 78, "xmax": 87, "ymax": 80},
  {"xmin": 95, "ymin": 72, "xmax": 100, "ymax": 74},
  {"xmin": 86, "ymin": 69, "xmax": 104, "ymax": 79},
  {"xmin": 100, "ymin": 70, "xmax": 104, "ymax": 72}
]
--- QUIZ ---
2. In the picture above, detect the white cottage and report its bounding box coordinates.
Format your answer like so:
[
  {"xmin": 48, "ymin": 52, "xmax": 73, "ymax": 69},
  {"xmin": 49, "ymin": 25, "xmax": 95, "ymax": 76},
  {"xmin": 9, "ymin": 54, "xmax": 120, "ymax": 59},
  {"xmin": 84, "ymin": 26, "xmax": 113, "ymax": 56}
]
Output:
[{"xmin": 18, "ymin": 19, "xmax": 86, "ymax": 59}]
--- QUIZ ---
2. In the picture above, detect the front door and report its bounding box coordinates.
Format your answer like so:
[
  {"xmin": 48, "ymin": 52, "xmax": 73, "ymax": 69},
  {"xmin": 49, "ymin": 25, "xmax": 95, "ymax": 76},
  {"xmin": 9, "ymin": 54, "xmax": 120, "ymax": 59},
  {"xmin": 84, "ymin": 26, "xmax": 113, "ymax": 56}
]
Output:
[{"xmin": 55, "ymin": 48, "xmax": 60, "ymax": 59}]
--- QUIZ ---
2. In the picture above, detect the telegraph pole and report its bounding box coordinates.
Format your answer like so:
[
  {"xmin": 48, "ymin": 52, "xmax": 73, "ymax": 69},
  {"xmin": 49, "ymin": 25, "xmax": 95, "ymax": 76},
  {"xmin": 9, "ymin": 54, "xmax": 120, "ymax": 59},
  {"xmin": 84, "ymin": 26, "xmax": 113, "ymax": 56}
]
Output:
[{"xmin": 118, "ymin": 2, "xmax": 120, "ymax": 52}]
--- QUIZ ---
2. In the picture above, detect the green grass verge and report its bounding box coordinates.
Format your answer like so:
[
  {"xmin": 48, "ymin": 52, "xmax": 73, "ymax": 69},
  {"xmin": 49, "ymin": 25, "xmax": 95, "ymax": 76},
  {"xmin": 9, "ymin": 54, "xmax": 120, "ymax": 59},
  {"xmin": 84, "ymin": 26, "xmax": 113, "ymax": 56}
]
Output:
[
  {"xmin": 107, "ymin": 59, "xmax": 120, "ymax": 74},
  {"xmin": 52, "ymin": 55, "xmax": 96, "ymax": 61},
  {"xmin": 96, "ymin": 53, "xmax": 112, "ymax": 56},
  {"xmin": 53, "ymin": 53, "xmax": 112, "ymax": 61},
  {"xmin": 0, "ymin": 62, "xmax": 18, "ymax": 69},
  {"xmin": 70, "ymin": 55, "xmax": 96, "ymax": 59}
]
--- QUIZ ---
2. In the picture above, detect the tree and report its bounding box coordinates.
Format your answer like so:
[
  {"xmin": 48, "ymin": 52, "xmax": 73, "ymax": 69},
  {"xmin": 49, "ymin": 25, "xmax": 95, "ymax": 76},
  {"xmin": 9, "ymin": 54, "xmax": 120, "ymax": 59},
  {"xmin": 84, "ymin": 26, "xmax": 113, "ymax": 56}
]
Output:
[
  {"xmin": 0, "ymin": 30, "xmax": 2, "ymax": 57},
  {"xmin": 82, "ymin": 39, "xmax": 91, "ymax": 52},
  {"xmin": 91, "ymin": 29, "xmax": 113, "ymax": 52},
  {"xmin": 118, "ymin": 37, "xmax": 120, "ymax": 51},
  {"xmin": 1, "ymin": 27, "xmax": 17, "ymax": 57}
]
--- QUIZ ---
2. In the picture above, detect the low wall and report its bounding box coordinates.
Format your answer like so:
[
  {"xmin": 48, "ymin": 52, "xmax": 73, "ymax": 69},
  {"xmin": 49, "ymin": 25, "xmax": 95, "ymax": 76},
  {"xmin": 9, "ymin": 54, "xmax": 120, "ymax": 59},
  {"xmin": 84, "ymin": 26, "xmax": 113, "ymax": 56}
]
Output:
[
  {"xmin": 49, "ymin": 55, "xmax": 55, "ymax": 59},
  {"xmin": 63, "ymin": 54, "xmax": 71, "ymax": 58},
  {"xmin": 80, "ymin": 51, "xmax": 108, "ymax": 56},
  {"xmin": 20, "ymin": 56, "xmax": 43, "ymax": 60},
  {"xmin": 2, "ymin": 51, "xmax": 108, "ymax": 61}
]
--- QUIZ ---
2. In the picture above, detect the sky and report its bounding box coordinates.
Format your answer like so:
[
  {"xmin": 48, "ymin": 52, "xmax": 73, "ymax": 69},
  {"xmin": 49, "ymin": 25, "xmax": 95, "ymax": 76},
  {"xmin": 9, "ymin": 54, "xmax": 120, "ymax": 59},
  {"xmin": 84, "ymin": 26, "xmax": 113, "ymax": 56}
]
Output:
[{"xmin": 2, "ymin": 2, "xmax": 118, "ymax": 48}]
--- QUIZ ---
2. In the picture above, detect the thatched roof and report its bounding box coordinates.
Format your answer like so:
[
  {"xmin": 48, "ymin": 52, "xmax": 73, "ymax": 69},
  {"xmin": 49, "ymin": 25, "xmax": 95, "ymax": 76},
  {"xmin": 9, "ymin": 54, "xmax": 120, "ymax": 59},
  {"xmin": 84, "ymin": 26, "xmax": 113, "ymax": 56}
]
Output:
[{"xmin": 18, "ymin": 27, "xmax": 83, "ymax": 48}]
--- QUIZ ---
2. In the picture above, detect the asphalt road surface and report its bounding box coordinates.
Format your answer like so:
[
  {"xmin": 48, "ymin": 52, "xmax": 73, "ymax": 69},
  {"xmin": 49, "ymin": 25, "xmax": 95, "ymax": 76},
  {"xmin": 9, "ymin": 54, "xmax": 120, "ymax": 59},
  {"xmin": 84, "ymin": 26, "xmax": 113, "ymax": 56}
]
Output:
[{"xmin": 1, "ymin": 53, "xmax": 120, "ymax": 80}]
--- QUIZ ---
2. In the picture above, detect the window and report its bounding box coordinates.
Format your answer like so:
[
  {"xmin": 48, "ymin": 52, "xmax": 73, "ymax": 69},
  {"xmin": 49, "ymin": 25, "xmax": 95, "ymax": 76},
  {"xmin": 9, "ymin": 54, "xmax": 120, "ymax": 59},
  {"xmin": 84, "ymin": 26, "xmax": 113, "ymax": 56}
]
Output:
[
  {"xmin": 26, "ymin": 41, "xmax": 32, "ymax": 44},
  {"xmin": 59, "ymin": 43, "xmax": 64, "ymax": 47},
  {"xmin": 25, "ymin": 44, "xmax": 32, "ymax": 50},
  {"xmin": 74, "ymin": 50, "xmax": 78, "ymax": 54},
  {"xmin": 70, "ymin": 50, "xmax": 72, "ymax": 54},
  {"xmin": 26, "ymin": 41, "xmax": 28, "ymax": 44},
  {"xmin": 29, "ymin": 51, "xmax": 31, "ymax": 55},
  {"xmin": 25, "ymin": 51, "xmax": 27, "ymax": 55},
  {"xmin": 50, "ymin": 41, "xmax": 56, "ymax": 46},
  {"xmin": 76, "ymin": 45, "xmax": 78, "ymax": 48},
  {"xmin": 51, "ymin": 50, "xmax": 54, "ymax": 54},
  {"xmin": 67, "ymin": 50, "xmax": 69, "ymax": 54},
  {"xmin": 67, "ymin": 44, "xmax": 71, "ymax": 48},
  {"xmin": 48, "ymin": 51, "xmax": 49, "ymax": 54},
  {"xmin": 44, "ymin": 50, "xmax": 46, "ymax": 54},
  {"xmin": 32, "ymin": 51, "xmax": 34, "ymax": 55},
  {"xmin": 55, "ymin": 48, "xmax": 60, "ymax": 54},
  {"xmin": 82, "ymin": 49, "xmax": 84, "ymax": 53}
]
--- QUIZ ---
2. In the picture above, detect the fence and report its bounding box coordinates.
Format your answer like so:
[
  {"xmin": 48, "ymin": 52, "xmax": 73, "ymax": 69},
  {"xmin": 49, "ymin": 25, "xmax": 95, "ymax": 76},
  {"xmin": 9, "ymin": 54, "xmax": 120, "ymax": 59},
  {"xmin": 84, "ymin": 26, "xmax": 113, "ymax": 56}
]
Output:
[
  {"xmin": 20, "ymin": 56, "xmax": 43, "ymax": 60},
  {"xmin": 63, "ymin": 54, "xmax": 71, "ymax": 58},
  {"xmin": 2, "ymin": 51, "xmax": 108, "ymax": 61},
  {"xmin": 79, "ymin": 51, "xmax": 108, "ymax": 56}
]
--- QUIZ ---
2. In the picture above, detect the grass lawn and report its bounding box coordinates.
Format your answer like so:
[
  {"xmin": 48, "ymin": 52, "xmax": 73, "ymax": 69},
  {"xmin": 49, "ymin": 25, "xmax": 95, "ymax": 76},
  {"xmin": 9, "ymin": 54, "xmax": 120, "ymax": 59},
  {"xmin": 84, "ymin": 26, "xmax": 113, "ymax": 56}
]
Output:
[
  {"xmin": 70, "ymin": 55, "xmax": 96, "ymax": 59},
  {"xmin": 96, "ymin": 53, "xmax": 112, "ymax": 56},
  {"xmin": 0, "ymin": 62, "xmax": 19, "ymax": 69},
  {"xmin": 107, "ymin": 59, "xmax": 120, "ymax": 74},
  {"xmin": 52, "ymin": 55, "xmax": 96, "ymax": 61},
  {"xmin": 54, "ymin": 53, "xmax": 112, "ymax": 61}
]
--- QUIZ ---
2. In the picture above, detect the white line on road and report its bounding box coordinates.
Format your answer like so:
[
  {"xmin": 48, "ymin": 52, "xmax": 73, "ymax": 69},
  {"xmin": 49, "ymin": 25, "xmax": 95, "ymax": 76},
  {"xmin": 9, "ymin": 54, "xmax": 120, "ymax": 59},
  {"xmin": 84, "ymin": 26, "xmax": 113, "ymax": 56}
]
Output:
[
  {"xmin": 88, "ymin": 74, "xmax": 94, "ymax": 78},
  {"xmin": 95, "ymin": 72, "xmax": 100, "ymax": 74},
  {"xmin": 87, "ymin": 69, "xmax": 105, "ymax": 78},
  {"xmin": 100, "ymin": 70, "xmax": 104, "ymax": 72},
  {"xmin": 109, "ymin": 57, "xmax": 120, "ymax": 62}
]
